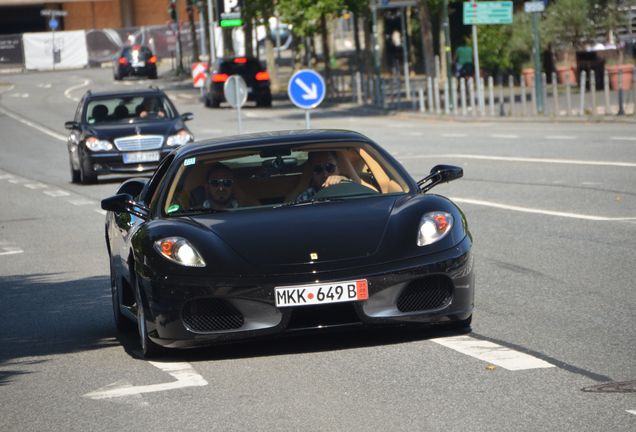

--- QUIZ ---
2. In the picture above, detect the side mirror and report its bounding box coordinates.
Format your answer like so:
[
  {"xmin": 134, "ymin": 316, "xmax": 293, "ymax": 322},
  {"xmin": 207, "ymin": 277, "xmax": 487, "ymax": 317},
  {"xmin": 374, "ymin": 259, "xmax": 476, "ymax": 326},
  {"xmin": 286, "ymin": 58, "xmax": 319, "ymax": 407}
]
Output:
[
  {"xmin": 101, "ymin": 193, "xmax": 149, "ymax": 219},
  {"xmin": 417, "ymin": 164, "xmax": 463, "ymax": 193},
  {"xmin": 181, "ymin": 112, "xmax": 194, "ymax": 121},
  {"xmin": 65, "ymin": 121, "xmax": 80, "ymax": 130}
]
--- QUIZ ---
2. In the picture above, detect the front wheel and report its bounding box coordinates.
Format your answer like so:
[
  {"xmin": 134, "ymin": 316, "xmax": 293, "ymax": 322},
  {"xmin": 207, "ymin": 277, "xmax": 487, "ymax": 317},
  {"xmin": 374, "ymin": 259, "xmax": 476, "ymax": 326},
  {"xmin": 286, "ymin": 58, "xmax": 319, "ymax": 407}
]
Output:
[
  {"xmin": 69, "ymin": 153, "xmax": 80, "ymax": 183},
  {"xmin": 135, "ymin": 279, "xmax": 162, "ymax": 358},
  {"xmin": 79, "ymin": 154, "xmax": 97, "ymax": 185},
  {"xmin": 111, "ymin": 260, "xmax": 133, "ymax": 332}
]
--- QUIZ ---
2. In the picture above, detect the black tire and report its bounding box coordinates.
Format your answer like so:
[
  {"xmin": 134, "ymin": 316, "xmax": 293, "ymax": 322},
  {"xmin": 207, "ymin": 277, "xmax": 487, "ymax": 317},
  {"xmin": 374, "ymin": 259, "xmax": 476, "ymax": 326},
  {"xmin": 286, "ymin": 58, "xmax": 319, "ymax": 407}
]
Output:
[
  {"xmin": 256, "ymin": 95, "xmax": 272, "ymax": 107},
  {"xmin": 135, "ymin": 279, "xmax": 162, "ymax": 358},
  {"xmin": 79, "ymin": 154, "xmax": 97, "ymax": 185},
  {"xmin": 209, "ymin": 98, "xmax": 221, "ymax": 108},
  {"xmin": 69, "ymin": 153, "xmax": 80, "ymax": 184},
  {"xmin": 452, "ymin": 314, "xmax": 472, "ymax": 333},
  {"xmin": 113, "ymin": 72, "xmax": 122, "ymax": 81},
  {"xmin": 111, "ymin": 260, "xmax": 133, "ymax": 332},
  {"xmin": 148, "ymin": 72, "xmax": 158, "ymax": 80}
]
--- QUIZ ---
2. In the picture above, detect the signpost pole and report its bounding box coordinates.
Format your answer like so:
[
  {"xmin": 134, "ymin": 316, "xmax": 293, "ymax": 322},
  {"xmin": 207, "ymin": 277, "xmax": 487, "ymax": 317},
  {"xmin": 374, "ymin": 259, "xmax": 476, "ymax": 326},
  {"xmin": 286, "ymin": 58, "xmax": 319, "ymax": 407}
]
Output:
[
  {"xmin": 400, "ymin": 7, "xmax": 411, "ymax": 100},
  {"xmin": 305, "ymin": 110, "xmax": 311, "ymax": 129},
  {"xmin": 472, "ymin": 23, "xmax": 484, "ymax": 114},
  {"xmin": 235, "ymin": 80, "xmax": 242, "ymax": 134},
  {"xmin": 371, "ymin": 3, "xmax": 383, "ymax": 107}
]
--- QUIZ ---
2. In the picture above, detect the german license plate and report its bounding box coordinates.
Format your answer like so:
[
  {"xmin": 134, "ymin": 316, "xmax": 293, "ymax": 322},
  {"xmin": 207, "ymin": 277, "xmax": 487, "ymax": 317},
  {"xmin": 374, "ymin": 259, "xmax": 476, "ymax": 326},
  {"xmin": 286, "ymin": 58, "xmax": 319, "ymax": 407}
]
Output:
[
  {"xmin": 132, "ymin": 61, "xmax": 145, "ymax": 67},
  {"xmin": 123, "ymin": 151, "xmax": 160, "ymax": 164},
  {"xmin": 275, "ymin": 279, "xmax": 368, "ymax": 308}
]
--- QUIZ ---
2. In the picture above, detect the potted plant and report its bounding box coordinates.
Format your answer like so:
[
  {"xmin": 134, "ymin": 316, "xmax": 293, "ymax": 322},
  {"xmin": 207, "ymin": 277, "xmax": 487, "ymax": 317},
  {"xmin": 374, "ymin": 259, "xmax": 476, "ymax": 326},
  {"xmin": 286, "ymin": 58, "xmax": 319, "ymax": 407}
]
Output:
[
  {"xmin": 606, "ymin": 56, "xmax": 635, "ymax": 91},
  {"xmin": 521, "ymin": 62, "xmax": 535, "ymax": 87},
  {"xmin": 593, "ymin": 1, "xmax": 634, "ymax": 90}
]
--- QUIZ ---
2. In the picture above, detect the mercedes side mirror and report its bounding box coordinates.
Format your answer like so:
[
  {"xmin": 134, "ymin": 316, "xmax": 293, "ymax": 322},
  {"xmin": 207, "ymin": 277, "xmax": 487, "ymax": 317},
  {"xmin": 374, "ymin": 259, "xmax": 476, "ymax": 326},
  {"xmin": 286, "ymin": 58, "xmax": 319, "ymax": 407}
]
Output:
[
  {"xmin": 64, "ymin": 121, "xmax": 80, "ymax": 130},
  {"xmin": 181, "ymin": 112, "xmax": 194, "ymax": 121}
]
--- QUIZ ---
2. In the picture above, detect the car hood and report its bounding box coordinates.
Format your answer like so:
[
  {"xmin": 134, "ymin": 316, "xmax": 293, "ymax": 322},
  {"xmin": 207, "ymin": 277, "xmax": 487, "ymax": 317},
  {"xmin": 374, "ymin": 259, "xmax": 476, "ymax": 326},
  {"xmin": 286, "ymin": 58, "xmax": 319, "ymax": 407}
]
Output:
[
  {"xmin": 190, "ymin": 196, "xmax": 399, "ymax": 267},
  {"xmin": 87, "ymin": 121, "xmax": 180, "ymax": 141}
]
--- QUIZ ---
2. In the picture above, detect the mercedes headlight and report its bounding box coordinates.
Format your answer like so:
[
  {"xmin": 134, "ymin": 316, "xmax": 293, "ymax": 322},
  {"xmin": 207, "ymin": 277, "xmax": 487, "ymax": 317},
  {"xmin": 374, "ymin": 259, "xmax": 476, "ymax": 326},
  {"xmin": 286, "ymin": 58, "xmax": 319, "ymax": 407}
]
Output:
[
  {"xmin": 166, "ymin": 130, "xmax": 194, "ymax": 146},
  {"xmin": 85, "ymin": 137, "xmax": 113, "ymax": 151},
  {"xmin": 417, "ymin": 212, "xmax": 453, "ymax": 246},
  {"xmin": 153, "ymin": 237, "xmax": 206, "ymax": 267}
]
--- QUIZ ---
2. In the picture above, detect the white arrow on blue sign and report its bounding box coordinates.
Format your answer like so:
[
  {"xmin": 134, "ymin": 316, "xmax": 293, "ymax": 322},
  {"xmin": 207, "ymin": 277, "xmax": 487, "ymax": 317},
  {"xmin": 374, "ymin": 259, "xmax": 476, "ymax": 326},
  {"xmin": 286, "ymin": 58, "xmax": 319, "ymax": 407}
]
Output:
[
  {"xmin": 49, "ymin": 17, "xmax": 59, "ymax": 30},
  {"xmin": 288, "ymin": 69, "xmax": 326, "ymax": 109}
]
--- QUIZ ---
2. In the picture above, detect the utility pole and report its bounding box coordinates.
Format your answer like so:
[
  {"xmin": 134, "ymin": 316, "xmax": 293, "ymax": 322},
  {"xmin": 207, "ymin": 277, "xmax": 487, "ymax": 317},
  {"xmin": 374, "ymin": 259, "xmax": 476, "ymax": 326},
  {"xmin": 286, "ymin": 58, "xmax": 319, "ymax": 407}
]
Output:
[
  {"xmin": 441, "ymin": 0, "xmax": 453, "ymax": 105},
  {"xmin": 525, "ymin": 1, "xmax": 545, "ymax": 114},
  {"xmin": 371, "ymin": 2, "xmax": 384, "ymax": 106}
]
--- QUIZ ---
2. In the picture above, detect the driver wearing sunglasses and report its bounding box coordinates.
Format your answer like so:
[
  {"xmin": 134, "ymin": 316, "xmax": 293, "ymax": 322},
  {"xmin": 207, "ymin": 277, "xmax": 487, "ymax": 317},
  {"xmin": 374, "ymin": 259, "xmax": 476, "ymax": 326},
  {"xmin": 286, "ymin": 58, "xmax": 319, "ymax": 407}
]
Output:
[
  {"xmin": 295, "ymin": 151, "xmax": 351, "ymax": 203},
  {"xmin": 203, "ymin": 163, "xmax": 239, "ymax": 210}
]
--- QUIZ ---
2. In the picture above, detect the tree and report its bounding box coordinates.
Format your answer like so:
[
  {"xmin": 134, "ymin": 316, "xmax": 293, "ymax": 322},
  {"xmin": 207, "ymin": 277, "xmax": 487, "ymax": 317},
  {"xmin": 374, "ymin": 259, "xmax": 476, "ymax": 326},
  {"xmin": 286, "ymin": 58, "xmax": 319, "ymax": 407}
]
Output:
[{"xmin": 416, "ymin": 0, "xmax": 436, "ymax": 76}]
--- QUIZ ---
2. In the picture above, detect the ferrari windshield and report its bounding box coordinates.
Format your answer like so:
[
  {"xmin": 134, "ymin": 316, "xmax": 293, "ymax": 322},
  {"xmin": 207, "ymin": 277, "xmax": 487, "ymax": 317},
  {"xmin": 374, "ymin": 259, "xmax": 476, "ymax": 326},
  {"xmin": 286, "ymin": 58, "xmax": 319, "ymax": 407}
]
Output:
[
  {"xmin": 162, "ymin": 143, "xmax": 411, "ymax": 215},
  {"xmin": 85, "ymin": 95, "xmax": 176, "ymax": 125}
]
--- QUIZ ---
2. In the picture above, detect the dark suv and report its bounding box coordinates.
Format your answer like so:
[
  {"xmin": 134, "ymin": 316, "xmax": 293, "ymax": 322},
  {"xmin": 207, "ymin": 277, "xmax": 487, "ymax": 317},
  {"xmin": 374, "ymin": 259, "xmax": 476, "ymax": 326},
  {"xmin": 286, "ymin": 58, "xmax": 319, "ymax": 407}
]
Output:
[
  {"xmin": 204, "ymin": 57, "xmax": 272, "ymax": 108},
  {"xmin": 113, "ymin": 45, "xmax": 158, "ymax": 80},
  {"xmin": 65, "ymin": 87, "xmax": 194, "ymax": 184}
]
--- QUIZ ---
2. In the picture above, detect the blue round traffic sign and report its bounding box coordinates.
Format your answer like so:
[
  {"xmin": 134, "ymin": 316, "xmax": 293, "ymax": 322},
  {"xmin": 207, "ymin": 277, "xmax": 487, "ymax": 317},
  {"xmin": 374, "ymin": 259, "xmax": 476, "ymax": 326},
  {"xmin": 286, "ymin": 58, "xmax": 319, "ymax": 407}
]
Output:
[
  {"xmin": 49, "ymin": 17, "xmax": 59, "ymax": 30},
  {"xmin": 288, "ymin": 69, "xmax": 326, "ymax": 109}
]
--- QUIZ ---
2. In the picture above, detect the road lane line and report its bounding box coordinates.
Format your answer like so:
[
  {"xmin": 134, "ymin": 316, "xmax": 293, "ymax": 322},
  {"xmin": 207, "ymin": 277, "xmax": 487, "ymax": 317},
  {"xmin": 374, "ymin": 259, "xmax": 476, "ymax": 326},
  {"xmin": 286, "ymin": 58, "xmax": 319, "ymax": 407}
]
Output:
[
  {"xmin": 545, "ymin": 135, "xmax": 576, "ymax": 140},
  {"xmin": 441, "ymin": 133, "xmax": 467, "ymax": 138},
  {"xmin": 627, "ymin": 410, "xmax": 636, "ymax": 416},
  {"xmin": 610, "ymin": 136, "xmax": 636, "ymax": 141},
  {"xmin": 43, "ymin": 189, "xmax": 71, "ymax": 197},
  {"xmin": 491, "ymin": 134, "xmax": 519, "ymax": 139},
  {"xmin": 0, "ymin": 246, "xmax": 24, "ymax": 256},
  {"xmin": 451, "ymin": 197, "xmax": 636, "ymax": 221},
  {"xmin": 64, "ymin": 79, "xmax": 91, "ymax": 102},
  {"xmin": 83, "ymin": 362, "xmax": 208, "ymax": 400},
  {"xmin": 431, "ymin": 335, "xmax": 555, "ymax": 371},
  {"xmin": 401, "ymin": 154, "xmax": 636, "ymax": 168},
  {"xmin": 68, "ymin": 198, "xmax": 95, "ymax": 206},
  {"xmin": 0, "ymin": 106, "xmax": 66, "ymax": 141},
  {"xmin": 94, "ymin": 209, "xmax": 107, "ymax": 216},
  {"xmin": 24, "ymin": 182, "xmax": 48, "ymax": 189}
]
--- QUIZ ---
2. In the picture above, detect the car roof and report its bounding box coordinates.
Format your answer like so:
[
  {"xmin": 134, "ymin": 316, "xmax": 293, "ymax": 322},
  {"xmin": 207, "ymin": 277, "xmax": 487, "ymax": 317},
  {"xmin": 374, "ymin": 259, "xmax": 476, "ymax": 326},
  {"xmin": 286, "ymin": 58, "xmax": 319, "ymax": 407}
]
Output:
[
  {"xmin": 175, "ymin": 130, "xmax": 377, "ymax": 158},
  {"xmin": 84, "ymin": 87, "xmax": 166, "ymax": 99}
]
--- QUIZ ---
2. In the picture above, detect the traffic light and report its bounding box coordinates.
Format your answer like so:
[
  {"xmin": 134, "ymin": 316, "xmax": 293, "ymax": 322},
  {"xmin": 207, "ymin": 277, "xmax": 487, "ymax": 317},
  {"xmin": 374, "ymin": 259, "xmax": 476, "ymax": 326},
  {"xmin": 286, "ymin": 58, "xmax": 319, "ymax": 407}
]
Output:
[{"xmin": 168, "ymin": 0, "xmax": 177, "ymax": 21}]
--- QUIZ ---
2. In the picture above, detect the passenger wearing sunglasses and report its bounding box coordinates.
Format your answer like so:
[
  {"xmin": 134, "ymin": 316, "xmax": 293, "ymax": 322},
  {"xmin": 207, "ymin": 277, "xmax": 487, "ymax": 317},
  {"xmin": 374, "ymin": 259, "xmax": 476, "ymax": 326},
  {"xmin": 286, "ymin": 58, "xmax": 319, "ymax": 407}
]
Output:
[
  {"xmin": 203, "ymin": 163, "xmax": 239, "ymax": 210},
  {"xmin": 295, "ymin": 151, "xmax": 352, "ymax": 203}
]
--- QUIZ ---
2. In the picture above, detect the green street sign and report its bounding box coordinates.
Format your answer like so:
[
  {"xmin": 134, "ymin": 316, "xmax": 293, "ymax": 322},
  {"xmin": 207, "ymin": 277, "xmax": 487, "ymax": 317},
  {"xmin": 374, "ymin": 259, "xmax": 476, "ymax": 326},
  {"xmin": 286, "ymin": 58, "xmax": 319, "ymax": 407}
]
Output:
[
  {"xmin": 463, "ymin": 1, "xmax": 513, "ymax": 25},
  {"xmin": 220, "ymin": 19, "xmax": 243, "ymax": 28}
]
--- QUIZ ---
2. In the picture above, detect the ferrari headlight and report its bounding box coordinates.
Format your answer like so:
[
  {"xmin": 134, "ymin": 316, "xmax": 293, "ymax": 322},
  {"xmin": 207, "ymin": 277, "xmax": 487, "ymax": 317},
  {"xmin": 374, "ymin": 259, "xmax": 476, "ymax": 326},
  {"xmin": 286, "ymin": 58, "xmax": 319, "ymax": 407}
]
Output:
[
  {"xmin": 166, "ymin": 130, "xmax": 194, "ymax": 146},
  {"xmin": 153, "ymin": 237, "xmax": 206, "ymax": 267},
  {"xmin": 85, "ymin": 137, "xmax": 113, "ymax": 151},
  {"xmin": 417, "ymin": 212, "xmax": 453, "ymax": 246}
]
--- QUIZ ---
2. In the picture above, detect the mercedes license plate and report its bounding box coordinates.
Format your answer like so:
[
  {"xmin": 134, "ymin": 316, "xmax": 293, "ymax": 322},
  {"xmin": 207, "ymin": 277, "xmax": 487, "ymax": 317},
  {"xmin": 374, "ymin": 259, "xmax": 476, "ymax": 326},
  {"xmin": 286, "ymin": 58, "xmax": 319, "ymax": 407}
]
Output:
[
  {"xmin": 132, "ymin": 61, "xmax": 145, "ymax": 67},
  {"xmin": 123, "ymin": 151, "xmax": 160, "ymax": 164},
  {"xmin": 275, "ymin": 279, "xmax": 368, "ymax": 308}
]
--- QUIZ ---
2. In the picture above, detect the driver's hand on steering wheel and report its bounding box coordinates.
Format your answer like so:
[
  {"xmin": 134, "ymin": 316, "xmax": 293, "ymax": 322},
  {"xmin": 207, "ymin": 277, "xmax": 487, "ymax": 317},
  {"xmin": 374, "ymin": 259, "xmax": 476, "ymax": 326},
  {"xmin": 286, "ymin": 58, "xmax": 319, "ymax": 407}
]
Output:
[{"xmin": 322, "ymin": 175, "xmax": 350, "ymax": 188}]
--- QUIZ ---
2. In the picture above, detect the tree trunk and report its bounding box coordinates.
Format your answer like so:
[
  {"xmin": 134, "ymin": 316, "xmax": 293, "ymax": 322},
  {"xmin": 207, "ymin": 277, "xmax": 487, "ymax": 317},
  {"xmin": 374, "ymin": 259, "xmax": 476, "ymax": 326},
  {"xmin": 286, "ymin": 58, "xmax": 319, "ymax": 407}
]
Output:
[
  {"xmin": 186, "ymin": 0, "xmax": 199, "ymax": 62},
  {"xmin": 320, "ymin": 14, "xmax": 332, "ymax": 88},
  {"xmin": 265, "ymin": 22, "xmax": 279, "ymax": 91},
  {"xmin": 353, "ymin": 11, "xmax": 362, "ymax": 72},
  {"xmin": 244, "ymin": 18, "xmax": 253, "ymax": 57},
  {"xmin": 417, "ymin": 0, "xmax": 435, "ymax": 76}
]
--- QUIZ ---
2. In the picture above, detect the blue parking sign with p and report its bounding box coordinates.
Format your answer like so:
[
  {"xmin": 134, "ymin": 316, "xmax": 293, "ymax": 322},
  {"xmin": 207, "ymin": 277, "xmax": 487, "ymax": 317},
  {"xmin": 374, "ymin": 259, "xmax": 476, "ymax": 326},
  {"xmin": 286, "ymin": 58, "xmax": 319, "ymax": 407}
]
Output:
[{"xmin": 288, "ymin": 69, "xmax": 326, "ymax": 109}]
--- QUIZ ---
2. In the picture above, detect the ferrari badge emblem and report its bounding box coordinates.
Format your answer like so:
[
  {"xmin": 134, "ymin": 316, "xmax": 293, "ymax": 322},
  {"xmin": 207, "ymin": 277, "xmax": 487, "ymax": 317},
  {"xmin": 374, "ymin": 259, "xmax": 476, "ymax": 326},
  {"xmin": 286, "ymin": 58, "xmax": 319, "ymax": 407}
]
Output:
[{"xmin": 310, "ymin": 252, "xmax": 318, "ymax": 260}]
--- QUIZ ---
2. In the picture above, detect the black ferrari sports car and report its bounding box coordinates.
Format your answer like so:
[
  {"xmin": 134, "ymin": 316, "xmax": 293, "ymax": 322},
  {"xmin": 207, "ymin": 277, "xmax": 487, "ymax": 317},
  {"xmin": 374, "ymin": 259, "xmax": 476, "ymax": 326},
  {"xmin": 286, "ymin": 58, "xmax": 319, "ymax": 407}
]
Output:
[{"xmin": 102, "ymin": 130, "xmax": 474, "ymax": 357}]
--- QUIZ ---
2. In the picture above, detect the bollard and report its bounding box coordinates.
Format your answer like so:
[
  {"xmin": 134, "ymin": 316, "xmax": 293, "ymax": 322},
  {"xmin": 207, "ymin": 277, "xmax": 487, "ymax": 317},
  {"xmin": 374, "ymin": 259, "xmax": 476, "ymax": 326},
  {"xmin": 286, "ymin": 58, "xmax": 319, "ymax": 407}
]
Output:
[
  {"xmin": 478, "ymin": 78, "xmax": 486, "ymax": 116},
  {"xmin": 565, "ymin": 75, "xmax": 572, "ymax": 116},
  {"xmin": 498, "ymin": 77, "xmax": 505, "ymax": 117},
  {"xmin": 434, "ymin": 77, "xmax": 441, "ymax": 114},
  {"xmin": 617, "ymin": 67, "xmax": 625, "ymax": 116},
  {"xmin": 520, "ymin": 75, "xmax": 527, "ymax": 116},
  {"xmin": 488, "ymin": 76, "xmax": 495, "ymax": 116},
  {"xmin": 590, "ymin": 70, "xmax": 597, "ymax": 115},
  {"xmin": 508, "ymin": 75, "xmax": 515, "ymax": 116},
  {"xmin": 531, "ymin": 77, "xmax": 537, "ymax": 115},
  {"xmin": 542, "ymin": 73, "xmax": 548, "ymax": 116},
  {"xmin": 632, "ymin": 66, "xmax": 636, "ymax": 115},
  {"xmin": 579, "ymin": 70, "xmax": 586, "ymax": 116},
  {"xmin": 427, "ymin": 76, "xmax": 434, "ymax": 113},
  {"xmin": 552, "ymin": 72, "xmax": 559, "ymax": 117},
  {"xmin": 355, "ymin": 72, "xmax": 363, "ymax": 105},
  {"xmin": 468, "ymin": 78, "xmax": 476, "ymax": 117},
  {"xmin": 444, "ymin": 79, "xmax": 450, "ymax": 115},
  {"xmin": 460, "ymin": 77, "xmax": 467, "ymax": 116},
  {"xmin": 603, "ymin": 69, "xmax": 610, "ymax": 115},
  {"xmin": 452, "ymin": 77, "xmax": 459, "ymax": 116},
  {"xmin": 418, "ymin": 87, "xmax": 425, "ymax": 113}
]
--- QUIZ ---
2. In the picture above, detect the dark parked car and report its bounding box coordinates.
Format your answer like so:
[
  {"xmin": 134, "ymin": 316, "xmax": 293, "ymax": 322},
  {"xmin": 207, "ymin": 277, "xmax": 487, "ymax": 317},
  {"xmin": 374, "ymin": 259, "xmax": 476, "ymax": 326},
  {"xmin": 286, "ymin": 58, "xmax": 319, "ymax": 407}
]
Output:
[
  {"xmin": 65, "ymin": 87, "xmax": 194, "ymax": 184},
  {"xmin": 113, "ymin": 45, "xmax": 158, "ymax": 80},
  {"xmin": 101, "ymin": 129, "xmax": 474, "ymax": 357},
  {"xmin": 204, "ymin": 57, "xmax": 272, "ymax": 108}
]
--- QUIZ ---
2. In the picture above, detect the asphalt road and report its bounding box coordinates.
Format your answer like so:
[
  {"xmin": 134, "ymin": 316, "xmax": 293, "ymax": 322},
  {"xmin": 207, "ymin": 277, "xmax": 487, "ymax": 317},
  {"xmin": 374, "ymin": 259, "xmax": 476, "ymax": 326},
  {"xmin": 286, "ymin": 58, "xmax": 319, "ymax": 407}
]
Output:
[{"xmin": 0, "ymin": 68, "xmax": 635, "ymax": 432}]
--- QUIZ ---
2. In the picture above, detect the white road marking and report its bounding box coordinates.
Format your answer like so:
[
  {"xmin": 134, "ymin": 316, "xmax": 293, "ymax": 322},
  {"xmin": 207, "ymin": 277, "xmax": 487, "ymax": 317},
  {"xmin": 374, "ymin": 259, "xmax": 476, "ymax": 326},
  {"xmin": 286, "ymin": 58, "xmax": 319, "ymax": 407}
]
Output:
[
  {"xmin": 37, "ymin": 83, "xmax": 52, "ymax": 89},
  {"xmin": 610, "ymin": 136, "xmax": 636, "ymax": 141},
  {"xmin": 0, "ymin": 174, "xmax": 14, "ymax": 180},
  {"xmin": 24, "ymin": 182, "xmax": 48, "ymax": 189},
  {"xmin": 68, "ymin": 198, "xmax": 95, "ymax": 206},
  {"xmin": 0, "ymin": 106, "xmax": 66, "ymax": 141},
  {"xmin": 545, "ymin": 135, "xmax": 575, "ymax": 140},
  {"xmin": 0, "ymin": 84, "xmax": 15, "ymax": 94},
  {"xmin": 9, "ymin": 93, "xmax": 29, "ymax": 98},
  {"xmin": 491, "ymin": 134, "xmax": 519, "ymax": 139},
  {"xmin": 0, "ymin": 246, "xmax": 24, "ymax": 256},
  {"xmin": 401, "ymin": 153, "xmax": 636, "ymax": 168},
  {"xmin": 64, "ymin": 79, "xmax": 91, "ymax": 102},
  {"xmin": 431, "ymin": 335, "xmax": 555, "ymax": 371},
  {"xmin": 405, "ymin": 131, "xmax": 423, "ymax": 136},
  {"xmin": 441, "ymin": 133, "xmax": 467, "ymax": 138},
  {"xmin": 83, "ymin": 362, "xmax": 208, "ymax": 400},
  {"xmin": 94, "ymin": 209, "xmax": 107, "ymax": 216},
  {"xmin": 43, "ymin": 189, "xmax": 71, "ymax": 197},
  {"xmin": 8, "ymin": 178, "xmax": 22, "ymax": 184},
  {"xmin": 627, "ymin": 410, "xmax": 636, "ymax": 416},
  {"xmin": 451, "ymin": 197, "xmax": 636, "ymax": 222}
]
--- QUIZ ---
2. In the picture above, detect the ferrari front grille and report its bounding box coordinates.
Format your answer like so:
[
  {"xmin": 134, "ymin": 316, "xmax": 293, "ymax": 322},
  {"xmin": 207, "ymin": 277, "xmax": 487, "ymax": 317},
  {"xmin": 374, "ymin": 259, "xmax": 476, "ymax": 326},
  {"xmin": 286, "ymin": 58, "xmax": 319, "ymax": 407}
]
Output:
[
  {"xmin": 113, "ymin": 135, "xmax": 164, "ymax": 151},
  {"xmin": 182, "ymin": 298, "xmax": 244, "ymax": 332},
  {"xmin": 396, "ymin": 275, "xmax": 453, "ymax": 312}
]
